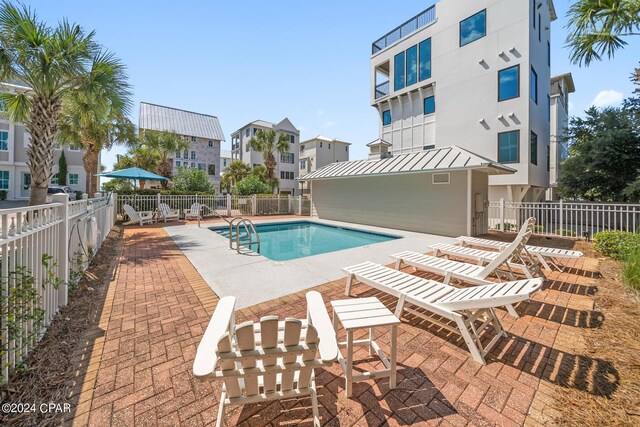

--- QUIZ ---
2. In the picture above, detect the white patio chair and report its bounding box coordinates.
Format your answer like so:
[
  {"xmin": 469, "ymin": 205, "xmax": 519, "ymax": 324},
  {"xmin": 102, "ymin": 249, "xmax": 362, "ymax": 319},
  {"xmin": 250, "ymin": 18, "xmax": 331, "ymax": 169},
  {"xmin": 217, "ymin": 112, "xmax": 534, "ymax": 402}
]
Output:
[
  {"xmin": 193, "ymin": 291, "xmax": 339, "ymax": 427},
  {"xmin": 158, "ymin": 203, "xmax": 180, "ymax": 222},
  {"xmin": 123, "ymin": 204, "xmax": 153, "ymax": 226},
  {"xmin": 184, "ymin": 202, "xmax": 202, "ymax": 220},
  {"xmin": 391, "ymin": 230, "xmax": 543, "ymax": 318},
  {"xmin": 343, "ymin": 262, "xmax": 543, "ymax": 364}
]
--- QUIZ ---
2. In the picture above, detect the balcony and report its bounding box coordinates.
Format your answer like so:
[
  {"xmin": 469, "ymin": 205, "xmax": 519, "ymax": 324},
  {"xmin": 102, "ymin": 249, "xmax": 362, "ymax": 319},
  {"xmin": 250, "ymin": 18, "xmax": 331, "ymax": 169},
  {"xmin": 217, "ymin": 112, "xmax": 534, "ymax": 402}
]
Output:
[
  {"xmin": 372, "ymin": 5, "xmax": 436, "ymax": 55},
  {"xmin": 375, "ymin": 81, "xmax": 390, "ymax": 99}
]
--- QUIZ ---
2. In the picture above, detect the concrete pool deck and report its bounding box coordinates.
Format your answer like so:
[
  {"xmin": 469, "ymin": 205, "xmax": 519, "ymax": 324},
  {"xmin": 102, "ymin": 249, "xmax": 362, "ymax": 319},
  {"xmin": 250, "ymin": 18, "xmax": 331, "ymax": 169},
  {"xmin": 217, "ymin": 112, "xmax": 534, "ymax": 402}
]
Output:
[{"xmin": 164, "ymin": 217, "xmax": 455, "ymax": 308}]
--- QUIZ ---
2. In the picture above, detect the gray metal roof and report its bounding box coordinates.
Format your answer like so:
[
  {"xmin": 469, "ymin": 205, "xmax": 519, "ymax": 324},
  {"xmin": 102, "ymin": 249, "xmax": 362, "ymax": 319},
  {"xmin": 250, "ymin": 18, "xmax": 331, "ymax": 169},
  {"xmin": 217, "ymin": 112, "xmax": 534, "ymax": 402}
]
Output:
[
  {"xmin": 298, "ymin": 146, "xmax": 515, "ymax": 181},
  {"xmin": 139, "ymin": 102, "xmax": 225, "ymax": 141}
]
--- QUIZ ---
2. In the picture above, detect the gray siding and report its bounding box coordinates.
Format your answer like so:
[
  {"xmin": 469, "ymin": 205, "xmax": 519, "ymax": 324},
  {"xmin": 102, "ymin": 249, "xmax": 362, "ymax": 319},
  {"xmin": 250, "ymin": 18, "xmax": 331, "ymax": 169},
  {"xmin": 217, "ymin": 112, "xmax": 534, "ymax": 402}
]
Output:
[{"xmin": 311, "ymin": 171, "xmax": 469, "ymax": 237}]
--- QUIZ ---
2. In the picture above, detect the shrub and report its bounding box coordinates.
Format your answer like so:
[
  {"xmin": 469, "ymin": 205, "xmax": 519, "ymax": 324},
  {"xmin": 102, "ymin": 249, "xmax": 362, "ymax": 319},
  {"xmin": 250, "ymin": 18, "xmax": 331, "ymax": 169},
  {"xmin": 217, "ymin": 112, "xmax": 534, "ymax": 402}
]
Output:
[
  {"xmin": 533, "ymin": 225, "xmax": 544, "ymax": 233},
  {"xmin": 593, "ymin": 230, "xmax": 640, "ymax": 260},
  {"xmin": 233, "ymin": 175, "xmax": 271, "ymax": 196},
  {"xmin": 554, "ymin": 229, "xmax": 577, "ymax": 237},
  {"xmin": 496, "ymin": 222, "xmax": 516, "ymax": 231},
  {"xmin": 622, "ymin": 248, "xmax": 640, "ymax": 292},
  {"xmin": 74, "ymin": 191, "xmax": 83, "ymax": 200},
  {"xmin": 0, "ymin": 190, "xmax": 6, "ymax": 200},
  {"xmin": 102, "ymin": 178, "xmax": 134, "ymax": 193},
  {"xmin": 171, "ymin": 167, "xmax": 215, "ymax": 193}
]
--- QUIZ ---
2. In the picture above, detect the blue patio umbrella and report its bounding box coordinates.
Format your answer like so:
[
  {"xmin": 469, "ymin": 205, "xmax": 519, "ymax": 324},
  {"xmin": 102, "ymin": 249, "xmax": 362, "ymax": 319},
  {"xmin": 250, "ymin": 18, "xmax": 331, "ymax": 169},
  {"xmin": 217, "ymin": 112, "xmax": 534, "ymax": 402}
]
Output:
[{"xmin": 97, "ymin": 167, "xmax": 168, "ymax": 188}]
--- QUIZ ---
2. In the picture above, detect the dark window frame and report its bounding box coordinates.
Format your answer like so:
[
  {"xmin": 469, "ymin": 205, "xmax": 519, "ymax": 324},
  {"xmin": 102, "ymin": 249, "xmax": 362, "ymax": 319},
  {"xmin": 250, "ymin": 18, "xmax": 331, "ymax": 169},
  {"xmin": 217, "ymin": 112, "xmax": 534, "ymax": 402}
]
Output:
[
  {"xmin": 394, "ymin": 51, "xmax": 405, "ymax": 91},
  {"xmin": 406, "ymin": 45, "xmax": 418, "ymax": 86},
  {"xmin": 418, "ymin": 38, "xmax": 432, "ymax": 81},
  {"xmin": 423, "ymin": 96, "xmax": 436, "ymax": 115},
  {"xmin": 530, "ymin": 131, "xmax": 538, "ymax": 165},
  {"xmin": 498, "ymin": 130, "xmax": 520, "ymax": 164},
  {"xmin": 382, "ymin": 110, "xmax": 392, "ymax": 126},
  {"xmin": 530, "ymin": 66, "xmax": 538, "ymax": 104},
  {"xmin": 498, "ymin": 64, "xmax": 520, "ymax": 102},
  {"xmin": 459, "ymin": 9, "xmax": 487, "ymax": 47}
]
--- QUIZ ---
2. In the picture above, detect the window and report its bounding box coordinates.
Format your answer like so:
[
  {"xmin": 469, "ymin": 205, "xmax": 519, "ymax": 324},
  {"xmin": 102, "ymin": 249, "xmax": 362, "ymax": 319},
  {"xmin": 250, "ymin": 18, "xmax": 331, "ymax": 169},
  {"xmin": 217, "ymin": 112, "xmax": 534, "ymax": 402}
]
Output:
[
  {"xmin": 532, "ymin": 1, "xmax": 536, "ymax": 29},
  {"xmin": 280, "ymin": 171, "xmax": 294, "ymax": 180},
  {"xmin": 538, "ymin": 13, "xmax": 541, "ymax": 41},
  {"xmin": 547, "ymin": 95, "xmax": 551, "ymax": 121},
  {"xmin": 530, "ymin": 131, "xmax": 538, "ymax": 165},
  {"xmin": 547, "ymin": 145, "xmax": 551, "ymax": 171},
  {"xmin": 346, "ymin": 146, "xmax": 348, "ymax": 152},
  {"xmin": 290, "ymin": 135, "xmax": 295, "ymax": 144},
  {"xmin": 394, "ymin": 51, "xmax": 405, "ymax": 91},
  {"xmin": 223, "ymin": 159, "xmax": 228, "ymax": 167},
  {"xmin": 50, "ymin": 175, "xmax": 58, "ymax": 185},
  {"xmin": 191, "ymin": 136, "xmax": 196, "ymax": 142},
  {"xmin": 69, "ymin": 173, "xmax": 79, "ymax": 185},
  {"xmin": 460, "ymin": 10, "xmax": 486, "ymax": 47},
  {"xmin": 208, "ymin": 140, "xmax": 213, "ymax": 148},
  {"xmin": 547, "ymin": 41, "xmax": 551, "ymax": 67},
  {"xmin": 419, "ymin": 38, "xmax": 431, "ymax": 81},
  {"xmin": 280, "ymin": 153, "xmax": 295, "ymax": 164},
  {"xmin": 245, "ymin": 128, "xmax": 250, "ymax": 137},
  {"xmin": 0, "ymin": 170, "xmax": 8, "ymax": 190},
  {"xmin": 253, "ymin": 128, "xmax": 258, "ymax": 135},
  {"xmin": 328, "ymin": 143, "xmax": 331, "ymax": 149},
  {"xmin": 191, "ymin": 162, "xmax": 196, "ymax": 168},
  {"xmin": 498, "ymin": 130, "xmax": 519, "ymax": 163},
  {"xmin": 191, "ymin": 151, "xmax": 196, "ymax": 160},
  {"xmin": 198, "ymin": 163, "xmax": 205, "ymax": 170},
  {"xmin": 0, "ymin": 127, "xmax": 8, "ymax": 151},
  {"xmin": 498, "ymin": 65, "xmax": 519, "ymax": 101},
  {"xmin": 175, "ymin": 161, "xmax": 181, "ymax": 168},
  {"xmin": 406, "ymin": 45, "xmax": 417, "ymax": 86},
  {"xmin": 530, "ymin": 66, "xmax": 538, "ymax": 104},
  {"xmin": 183, "ymin": 150, "xmax": 189, "ymax": 159},
  {"xmin": 175, "ymin": 151, "xmax": 181, "ymax": 159},
  {"xmin": 300, "ymin": 160, "xmax": 307, "ymax": 169},
  {"xmin": 382, "ymin": 110, "xmax": 391, "ymax": 126},
  {"xmin": 423, "ymin": 96, "xmax": 435, "ymax": 115},
  {"xmin": 320, "ymin": 141, "xmax": 323, "ymax": 148},
  {"xmin": 423, "ymin": 145, "xmax": 435, "ymax": 150},
  {"xmin": 208, "ymin": 164, "xmax": 216, "ymax": 175},
  {"xmin": 300, "ymin": 145, "xmax": 305, "ymax": 153}
]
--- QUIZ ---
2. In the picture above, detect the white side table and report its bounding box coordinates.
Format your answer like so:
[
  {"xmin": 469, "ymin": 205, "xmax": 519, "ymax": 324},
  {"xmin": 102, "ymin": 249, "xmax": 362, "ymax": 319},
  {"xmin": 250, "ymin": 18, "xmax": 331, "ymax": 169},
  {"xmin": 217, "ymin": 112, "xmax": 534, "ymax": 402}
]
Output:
[{"xmin": 331, "ymin": 297, "xmax": 401, "ymax": 397}]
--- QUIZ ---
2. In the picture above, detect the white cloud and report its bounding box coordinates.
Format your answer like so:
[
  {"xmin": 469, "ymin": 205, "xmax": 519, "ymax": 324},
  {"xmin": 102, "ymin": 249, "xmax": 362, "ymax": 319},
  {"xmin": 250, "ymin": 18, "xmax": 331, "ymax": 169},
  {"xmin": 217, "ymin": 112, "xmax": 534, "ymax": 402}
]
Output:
[
  {"xmin": 323, "ymin": 121, "xmax": 336, "ymax": 128},
  {"xmin": 590, "ymin": 90, "xmax": 624, "ymax": 107}
]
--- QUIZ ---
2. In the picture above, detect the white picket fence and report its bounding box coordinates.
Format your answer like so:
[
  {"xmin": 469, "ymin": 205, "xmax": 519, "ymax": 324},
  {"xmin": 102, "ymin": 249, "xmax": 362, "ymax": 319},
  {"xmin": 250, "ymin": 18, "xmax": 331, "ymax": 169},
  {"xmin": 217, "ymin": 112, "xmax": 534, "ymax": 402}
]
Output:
[
  {"xmin": 489, "ymin": 199, "xmax": 640, "ymax": 238},
  {"xmin": 0, "ymin": 194, "xmax": 115, "ymax": 383},
  {"xmin": 114, "ymin": 194, "xmax": 313, "ymax": 218}
]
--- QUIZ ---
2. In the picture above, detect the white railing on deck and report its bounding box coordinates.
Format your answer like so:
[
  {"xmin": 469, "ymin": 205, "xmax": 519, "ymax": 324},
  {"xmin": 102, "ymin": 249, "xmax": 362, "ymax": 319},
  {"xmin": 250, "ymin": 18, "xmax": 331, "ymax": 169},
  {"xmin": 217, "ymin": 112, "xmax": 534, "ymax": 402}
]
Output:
[
  {"xmin": 488, "ymin": 199, "xmax": 640, "ymax": 238},
  {"xmin": 114, "ymin": 194, "xmax": 312, "ymax": 219},
  {"xmin": 0, "ymin": 194, "xmax": 115, "ymax": 384}
]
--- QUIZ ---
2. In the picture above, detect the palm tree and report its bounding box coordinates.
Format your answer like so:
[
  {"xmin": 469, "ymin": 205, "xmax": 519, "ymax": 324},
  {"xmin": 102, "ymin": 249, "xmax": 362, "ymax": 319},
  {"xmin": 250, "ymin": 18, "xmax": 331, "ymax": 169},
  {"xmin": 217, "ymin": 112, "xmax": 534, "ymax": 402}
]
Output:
[
  {"xmin": 58, "ymin": 51, "xmax": 136, "ymax": 196},
  {"xmin": 567, "ymin": 0, "xmax": 640, "ymax": 66},
  {"xmin": 0, "ymin": 2, "xmax": 106, "ymax": 205},
  {"xmin": 221, "ymin": 160, "xmax": 250, "ymax": 193},
  {"xmin": 142, "ymin": 130, "xmax": 189, "ymax": 189},
  {"xmin": 249, "ymin": 129, "xmax": 290, "ymax": 191}
]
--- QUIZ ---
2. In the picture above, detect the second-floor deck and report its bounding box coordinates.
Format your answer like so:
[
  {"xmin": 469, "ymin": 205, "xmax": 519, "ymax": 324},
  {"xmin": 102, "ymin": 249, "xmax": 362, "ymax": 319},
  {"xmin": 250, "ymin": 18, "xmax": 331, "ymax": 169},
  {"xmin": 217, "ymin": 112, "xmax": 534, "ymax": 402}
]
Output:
[{"xmin": 371, "ymin": 4, "xmax": 436, "ymax": 55}]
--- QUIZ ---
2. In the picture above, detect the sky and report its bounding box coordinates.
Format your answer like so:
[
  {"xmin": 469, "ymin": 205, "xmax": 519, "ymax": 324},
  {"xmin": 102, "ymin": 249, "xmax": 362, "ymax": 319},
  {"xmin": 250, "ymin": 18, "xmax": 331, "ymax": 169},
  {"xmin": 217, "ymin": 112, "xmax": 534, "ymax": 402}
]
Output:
[{"xmin": 25, "ymin": 0, "xmax": 640, "ymax": 169}]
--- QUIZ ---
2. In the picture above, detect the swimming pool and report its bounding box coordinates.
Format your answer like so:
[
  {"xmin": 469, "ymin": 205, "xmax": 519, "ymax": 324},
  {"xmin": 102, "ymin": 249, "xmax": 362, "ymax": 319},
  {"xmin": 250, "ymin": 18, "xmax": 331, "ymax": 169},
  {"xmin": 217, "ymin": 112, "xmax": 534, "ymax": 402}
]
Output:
[{"xmin": 213, "ymin": 221, "xmax": 400, "ymax": 261}]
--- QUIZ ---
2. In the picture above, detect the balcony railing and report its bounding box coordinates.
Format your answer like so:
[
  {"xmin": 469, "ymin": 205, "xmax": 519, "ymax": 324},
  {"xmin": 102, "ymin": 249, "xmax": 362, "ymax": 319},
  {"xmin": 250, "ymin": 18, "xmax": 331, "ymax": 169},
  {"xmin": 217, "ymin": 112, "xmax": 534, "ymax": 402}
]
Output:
[
  {"xmin": 375, "ymin": 81, "xmax": 390, "ymax": 99},
  {"xmin": 372, "ymin": 5, "xmax": 436, "ymax": 55}
]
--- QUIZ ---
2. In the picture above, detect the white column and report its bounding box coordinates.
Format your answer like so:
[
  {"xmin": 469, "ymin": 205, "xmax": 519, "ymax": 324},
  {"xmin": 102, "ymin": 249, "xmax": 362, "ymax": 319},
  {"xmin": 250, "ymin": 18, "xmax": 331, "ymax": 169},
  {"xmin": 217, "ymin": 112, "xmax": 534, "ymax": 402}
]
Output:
[{"xmin": 466, "ymin": 170, "xmax": 473, "ymax": 236}]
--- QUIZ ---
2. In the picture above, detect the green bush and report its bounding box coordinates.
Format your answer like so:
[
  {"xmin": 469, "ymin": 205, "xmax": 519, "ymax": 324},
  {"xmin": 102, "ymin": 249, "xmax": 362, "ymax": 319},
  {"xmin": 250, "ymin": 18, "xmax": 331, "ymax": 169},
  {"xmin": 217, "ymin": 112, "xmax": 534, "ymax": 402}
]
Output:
[
  {"xmin": 172, "ymin": 167, "xmax": 216, "ymax": 193},
  {"xmin": 533, "ymin": 225, "xmax": 544, "ymax": 233},
  {"xmin": 233, "ymin": 175, "xmax": 271, "ymax": 196},
  {"xmin": 497, "ymin": 222, "xmax": 516, "ymax": 231},
  {"xmin": 622, "ymin": 248, "xmax": 640, "ymax": 292},
  {"xmin": 593, "ymin": 230, "xmax": 640, "ymax": 260},
  {"xmin": 554, "ymin": 229, "xmax": 577, "ymax": 237}
]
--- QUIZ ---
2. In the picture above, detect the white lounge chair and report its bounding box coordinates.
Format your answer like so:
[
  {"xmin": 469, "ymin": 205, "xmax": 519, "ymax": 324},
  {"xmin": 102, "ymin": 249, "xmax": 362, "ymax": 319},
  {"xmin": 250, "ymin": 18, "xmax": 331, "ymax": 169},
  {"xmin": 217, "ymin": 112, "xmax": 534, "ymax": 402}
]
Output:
[
  {"xmin": 184, "ymin": 202, "xmax": 202, "ymax": 220},
  {"xmin": 123, "ymin": 204, "xmax": 153, "ymax": 226},
  {"xmin": 158, "ymin": 203, "xmax": 180, "ymax": 222},
  {"xmin": 343, "ymin": 262, "xmax": 543, "ymax": 364},
  {"xmin": 456, "ymin": 235, "xmax": 583, "ymax": 272},
  {"xmin": 193, "ymin": 291, "xmax": 339, "ymax": 427}
]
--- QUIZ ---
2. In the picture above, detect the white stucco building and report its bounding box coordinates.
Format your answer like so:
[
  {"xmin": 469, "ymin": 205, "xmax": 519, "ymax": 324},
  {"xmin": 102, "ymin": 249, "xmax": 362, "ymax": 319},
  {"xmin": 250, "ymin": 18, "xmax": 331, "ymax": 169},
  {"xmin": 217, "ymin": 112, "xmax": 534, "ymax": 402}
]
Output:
[
  {"xmin": 546, "ymin": 73, "xmax": 575, "ymax": 200},
  {"xmin": 299, "ymin": 136, "xmax": 350, "ymax": 194},
  {"xmin": 220, "ymin": 150, "xmax": 232, "ymax": 174},
  {"xmin": 370, "ymin": 0, "xmax": 556, "ymax": 202},
  {"xmin": 230, "ymin": 118, "xmax": 300, "ymax": 195}
]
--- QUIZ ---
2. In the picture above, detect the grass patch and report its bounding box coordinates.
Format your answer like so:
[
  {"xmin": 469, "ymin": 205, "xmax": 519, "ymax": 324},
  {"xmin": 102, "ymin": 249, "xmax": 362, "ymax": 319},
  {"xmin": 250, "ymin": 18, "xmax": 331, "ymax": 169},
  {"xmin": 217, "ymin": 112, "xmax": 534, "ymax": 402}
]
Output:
[
  {"xmin": 622, "ymin": 249, "xmax": 640, "ymax": 292},
  {"xmin": 593, "ymin": 230, "xmax": 640, "ymax": 260}
]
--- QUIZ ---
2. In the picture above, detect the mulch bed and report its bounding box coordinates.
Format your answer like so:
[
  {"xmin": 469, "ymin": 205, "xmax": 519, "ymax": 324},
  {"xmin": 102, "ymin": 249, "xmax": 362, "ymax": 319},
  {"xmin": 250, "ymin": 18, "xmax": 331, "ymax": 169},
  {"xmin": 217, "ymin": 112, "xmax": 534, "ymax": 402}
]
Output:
[{"xmin": 0, "ymin": 225, "xmax": 124, "ymax": 427}]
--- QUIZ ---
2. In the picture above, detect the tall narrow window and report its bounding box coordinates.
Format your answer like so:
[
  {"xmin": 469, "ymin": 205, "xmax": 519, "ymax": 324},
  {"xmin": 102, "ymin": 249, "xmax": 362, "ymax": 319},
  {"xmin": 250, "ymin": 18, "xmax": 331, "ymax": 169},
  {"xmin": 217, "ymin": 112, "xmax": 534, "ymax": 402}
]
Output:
[
  {"xmin": 498, "ymin": 65, "xmax": 519, "ymax": 101},
  {"xmin": 498, "ymin": 131, "xmax": 519, "ymax": 163},
  {"xmin": 394, "ymin": 51, "xmax": 405, "ymax": 91},
  {"xmin": 0, "ymin": 128, "xmax": 9, "ymax": 151},
  {"xmin": 530, "ymin": 131, "xmax": 538, "ymax": 165},
  {"xmin": 547, "ymin": 145, "xmax": 551, "ymax": 171},
  {"xmin": 532, "ymin": 1, "xmax": 536, "ymax": 29},
  {"xmin": 423, "ymin": 96, "xmax": 435, "ymax": 115},
  {"xmin": 531, "ymin": 66, "xmax": 538, "ymax": 104},
  {"xmin": 538, "ymin": 14, "xmax": 541, "ymax": 41},
  {"xmin": 460, "ymin": 10, "xmax": 486, "ymax": 47},
  {"xmin": 0, "ymin": 170, "xmax": 9, "ymax": 189},
  {"xmin": 290, "ymin": 135, "xmax": 295, "ymax": 144},
  {"xmin": 382, "ymin": 110, "xmax": 391, "ymax": 126},
  {"xmin": 547, "ymin": 41, "xmax": 551, "ymax": 66},
  {"xmin": 406, "ymin": 45, "xmax": 417, "ymax": 86},
  {"xmin": 418, "ymin": 38, "xmax": 432, "ymax": 81},
  {"xmin": 547, "ymin": 95, "xmax": 551, "ymax": 121}
]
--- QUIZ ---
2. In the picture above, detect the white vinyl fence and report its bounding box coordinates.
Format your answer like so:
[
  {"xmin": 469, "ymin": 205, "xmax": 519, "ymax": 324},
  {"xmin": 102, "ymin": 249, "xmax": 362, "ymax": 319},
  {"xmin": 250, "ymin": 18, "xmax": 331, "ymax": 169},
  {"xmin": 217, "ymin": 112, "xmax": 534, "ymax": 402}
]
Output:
[
  {"xmin": 489, "ymin": 199, "xmax": 640, "ymax": 238},
  {"xmin": 114, "ymin": 194, "xmax": 313, "ymax": 219},
  {"xmin": 0, "ymin": 194, "xmax": 115, "ymax": 384}
]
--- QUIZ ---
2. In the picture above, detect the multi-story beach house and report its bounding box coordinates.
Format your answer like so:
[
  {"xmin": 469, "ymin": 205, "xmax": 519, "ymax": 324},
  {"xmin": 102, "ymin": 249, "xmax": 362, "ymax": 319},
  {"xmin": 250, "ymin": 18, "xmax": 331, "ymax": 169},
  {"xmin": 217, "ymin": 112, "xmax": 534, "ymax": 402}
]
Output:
[
  {"xmin": 220, "ymin": 149, "xmax": 232, "ymax": 174},
  {"xmin": 0, "ymin": 81, "xmax": 92, "ymax": 200},
  {"xmin": 299, "ymin": 136, "xmax": 350, "ymax": 194},
  {"xmin": 370, "ymin": 0, "xmax": 556, "ymax": 201},
  {"xmin": 546, "ymin": 73, "xmax": 575, "ymax": 200},
  {"xmin": 138, "ymin": 102, "xmax": 224, "ymax": 191},
  {"xmin": 230, "ymin": 118, "xmax": 300, "ymax": 195}
]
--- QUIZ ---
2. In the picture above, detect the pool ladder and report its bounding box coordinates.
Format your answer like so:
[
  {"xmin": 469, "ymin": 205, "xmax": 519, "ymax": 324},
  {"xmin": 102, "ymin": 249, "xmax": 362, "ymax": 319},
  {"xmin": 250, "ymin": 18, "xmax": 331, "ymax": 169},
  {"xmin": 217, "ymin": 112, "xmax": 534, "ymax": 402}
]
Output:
[{"xmin": 229, "ymin": 217, "xmax": 260, "ymax": 254}]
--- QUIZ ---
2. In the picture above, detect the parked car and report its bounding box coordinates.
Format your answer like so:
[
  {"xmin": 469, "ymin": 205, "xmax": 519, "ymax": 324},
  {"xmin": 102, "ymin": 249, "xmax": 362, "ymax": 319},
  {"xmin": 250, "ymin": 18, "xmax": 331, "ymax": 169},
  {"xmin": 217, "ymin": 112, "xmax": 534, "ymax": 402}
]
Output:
[{"xmin": 46, "ymin": 185, "xmax": 77, "ymax": 203}]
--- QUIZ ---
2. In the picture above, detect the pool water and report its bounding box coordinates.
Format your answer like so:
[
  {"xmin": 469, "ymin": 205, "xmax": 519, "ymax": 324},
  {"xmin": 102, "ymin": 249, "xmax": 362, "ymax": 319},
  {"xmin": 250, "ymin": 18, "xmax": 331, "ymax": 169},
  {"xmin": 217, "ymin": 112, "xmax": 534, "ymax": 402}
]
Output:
[{"xmin": 214, "ymin": 221, "xmax": 400, "ymax": 261}]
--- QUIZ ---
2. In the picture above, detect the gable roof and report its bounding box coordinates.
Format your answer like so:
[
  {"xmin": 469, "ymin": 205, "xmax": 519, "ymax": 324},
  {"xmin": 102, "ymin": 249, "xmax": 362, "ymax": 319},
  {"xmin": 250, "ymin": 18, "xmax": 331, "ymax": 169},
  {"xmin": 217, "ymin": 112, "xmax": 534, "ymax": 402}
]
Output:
[
  {"xmin": 299, "ymin": 146, "xmax": 515, "ymax": 181},
  {"xmin": 139, "ymin": 102, "xmax": 225, "ymax": 141}
]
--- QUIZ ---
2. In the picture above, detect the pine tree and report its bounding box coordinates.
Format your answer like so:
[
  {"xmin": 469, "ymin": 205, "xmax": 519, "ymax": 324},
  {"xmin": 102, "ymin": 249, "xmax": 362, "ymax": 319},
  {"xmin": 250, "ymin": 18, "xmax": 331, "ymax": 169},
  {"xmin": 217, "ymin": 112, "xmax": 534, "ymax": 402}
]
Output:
[{"xmin": 57, "ymin": 151, "xmax": 68, "ymax": 185}]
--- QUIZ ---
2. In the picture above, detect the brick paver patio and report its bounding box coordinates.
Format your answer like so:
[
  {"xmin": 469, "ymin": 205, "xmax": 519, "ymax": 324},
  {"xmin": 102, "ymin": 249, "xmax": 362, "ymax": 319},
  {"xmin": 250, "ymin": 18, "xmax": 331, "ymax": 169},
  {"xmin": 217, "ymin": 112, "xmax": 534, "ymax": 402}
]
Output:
[{"xmin": 69, "ymin": 224, "xmax": 611, "ymax": 426}]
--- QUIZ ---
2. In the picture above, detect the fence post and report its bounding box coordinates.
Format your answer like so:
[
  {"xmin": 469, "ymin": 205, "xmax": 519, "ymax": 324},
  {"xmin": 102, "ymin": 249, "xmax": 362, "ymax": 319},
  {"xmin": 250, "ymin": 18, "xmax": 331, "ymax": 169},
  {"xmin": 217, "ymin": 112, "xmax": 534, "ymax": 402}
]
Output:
[
  {"xmin": 227, "ymin": 193, "xmax": 232, "ymax": 216},
  {"xmin": 299, "ymin": 196, "xmax": 303, "ymax": 216},
  {"xmin": 499, "ymin": 198, "xmax": 505, "ymax": 231},
  {"xmin": 53, "ymin": 194, "xmax": 69, "ymax": 306},
  {"xmin": 559, "ymin": 199, "xmax": 564, "ymax": 237},
  {"xmin": 112, "ymin": 193, "xmax": 118, "ymax": 224},
  {"xmin": 157, "ymin": 193, "xmax": 161, "ymax": 212},
  {"xmin": 252, "ymin": 194, "xmax": 257, "ymax": 216}
]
